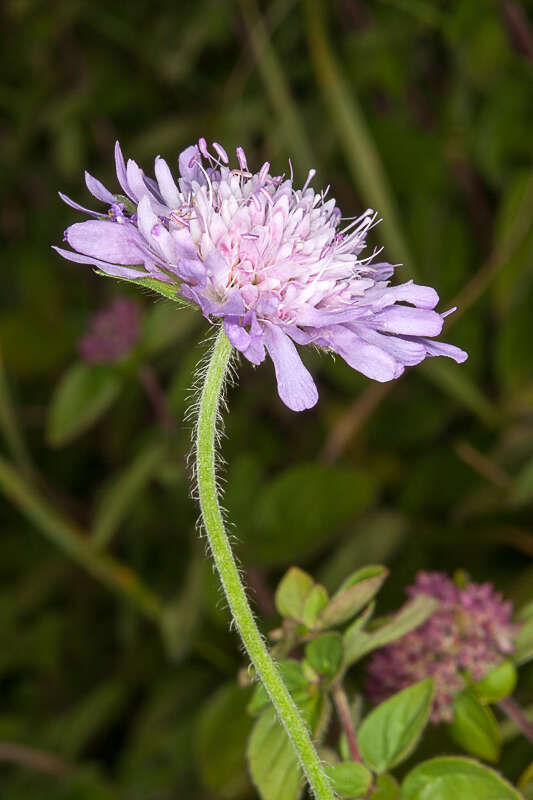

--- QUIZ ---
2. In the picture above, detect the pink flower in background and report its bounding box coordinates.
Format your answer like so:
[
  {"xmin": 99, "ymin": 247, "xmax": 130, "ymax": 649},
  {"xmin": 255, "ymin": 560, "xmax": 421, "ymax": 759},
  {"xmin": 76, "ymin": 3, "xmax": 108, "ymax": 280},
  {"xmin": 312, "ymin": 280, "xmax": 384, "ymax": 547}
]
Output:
[
  {"xmin": 55, "ymin": 140, "xmax": 467, "ymax": 410},
  {"xmin": 365, "ymin": 571, "xmax": 517, "ymax": 723},
  {"xmin": 79, "ymin": 298, "xmax": 141, "ymax": 363}
]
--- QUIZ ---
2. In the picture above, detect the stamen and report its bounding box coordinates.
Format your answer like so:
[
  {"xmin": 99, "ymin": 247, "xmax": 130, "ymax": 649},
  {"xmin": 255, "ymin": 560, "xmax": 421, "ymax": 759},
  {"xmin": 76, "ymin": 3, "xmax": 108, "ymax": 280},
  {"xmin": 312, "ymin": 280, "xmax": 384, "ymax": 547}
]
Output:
[
  {"xmin": 213, "ymin": 142, "xmax": 229, "ymax": 163},
  {"xmin": 236, "ymin": 146, "xmax": 248, "ymax": 171},
  {"xmin": 302, "ymin": 168, "xmax": 316, "ymax": 192},
  {"xmin": 198, "ymin": 137, "xmax": 209, "ymax": 159},
  {"xmin": 258, "ymin": 161, "xmax": 270, "ymax": 184}
]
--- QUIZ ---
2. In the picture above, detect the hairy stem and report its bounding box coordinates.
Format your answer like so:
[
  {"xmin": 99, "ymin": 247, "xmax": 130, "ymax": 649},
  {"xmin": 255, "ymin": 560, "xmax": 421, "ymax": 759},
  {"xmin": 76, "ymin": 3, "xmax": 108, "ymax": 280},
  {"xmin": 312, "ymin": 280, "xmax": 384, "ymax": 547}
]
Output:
[
  {"xmin": 332, "ymin": 684, "xmax": 361, "ymax": 762},
  {"xmin": 195, "ymin": 326, "xmax": 334, "ymax": 800}
]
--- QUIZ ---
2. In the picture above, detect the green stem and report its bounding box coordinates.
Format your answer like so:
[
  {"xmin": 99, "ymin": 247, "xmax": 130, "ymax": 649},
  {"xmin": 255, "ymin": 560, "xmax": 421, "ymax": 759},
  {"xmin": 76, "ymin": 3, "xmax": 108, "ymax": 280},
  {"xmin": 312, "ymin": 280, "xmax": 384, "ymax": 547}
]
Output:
[
  {"xmin": 195, "ymin": 327, "xmax": 335, "ymax": 800},
  {"xmin": 331, "ymin": 684, "xmax": 361, "ymax": 762}
]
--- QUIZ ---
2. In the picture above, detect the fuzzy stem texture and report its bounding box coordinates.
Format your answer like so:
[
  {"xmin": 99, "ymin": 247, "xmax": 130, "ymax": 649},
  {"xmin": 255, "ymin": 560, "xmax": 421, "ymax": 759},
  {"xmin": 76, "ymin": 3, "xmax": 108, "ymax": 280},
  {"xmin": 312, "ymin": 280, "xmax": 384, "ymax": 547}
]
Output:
[{"xmin": 195, "ymin": 326, "xmax": 335, "ymax": 800}]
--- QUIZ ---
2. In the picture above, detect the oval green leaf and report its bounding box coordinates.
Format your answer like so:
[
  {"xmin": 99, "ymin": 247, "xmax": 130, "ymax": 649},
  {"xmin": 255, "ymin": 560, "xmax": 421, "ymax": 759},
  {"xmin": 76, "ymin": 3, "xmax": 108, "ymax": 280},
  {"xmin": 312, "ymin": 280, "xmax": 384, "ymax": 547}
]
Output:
[
  {"xmin": 359, "ymin": 678, "xmax": 434, "ymax": 773},
  {"xmin": 247, "ymin": 707, "xmax": 303, "ymax": 800},
  {"xmin": 305, "ymin": 633, "xmax": 343, "ymax": 680},
  {"xmin": 275, "ymin": 567, "xmax": 315, "ymax": 621},
  {"xmin": 448, "ymin": 689, "xmax": 500, "ymax": 763},
  {"xmin": 401, "ymin": 757, "xmax": 523, "ymax": 800},
  {"xmin": 474, "ymin": 661, "xmax": 517, "ymax": 703},
  {"xmin": 324, "ymin": 762, "xmax": 372, "ymax": 798},
  {"xmin": 195, "ymin": 682, "xmax": 254, "ymax": 799},
  {"xmin": 318, "ymin": 566, "xmax": 388, "ymax": 629}
]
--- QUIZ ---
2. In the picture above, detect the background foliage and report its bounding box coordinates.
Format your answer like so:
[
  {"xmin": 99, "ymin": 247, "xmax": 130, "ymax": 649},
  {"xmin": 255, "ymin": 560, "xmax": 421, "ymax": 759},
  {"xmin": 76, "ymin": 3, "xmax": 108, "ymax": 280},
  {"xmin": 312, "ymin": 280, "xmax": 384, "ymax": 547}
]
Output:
[{"xmin": 1, "ymin": 0, "xmax": 532, "ymax": 797}]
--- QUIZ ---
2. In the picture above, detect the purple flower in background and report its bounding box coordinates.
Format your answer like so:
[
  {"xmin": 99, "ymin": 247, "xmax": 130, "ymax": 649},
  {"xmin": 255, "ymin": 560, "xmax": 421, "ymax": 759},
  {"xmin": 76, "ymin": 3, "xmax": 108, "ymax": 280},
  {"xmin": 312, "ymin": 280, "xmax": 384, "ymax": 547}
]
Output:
[
  {"xmin": 79, "ymin": 298, "xmax": 141, "ymax": 363},
  {"xmin": 365, "ymin": 572, "xmax": 517, "ymax": 723},
  {"xmin": 54, "ymin": 140, "xmax": 467, "ymax": 411}
]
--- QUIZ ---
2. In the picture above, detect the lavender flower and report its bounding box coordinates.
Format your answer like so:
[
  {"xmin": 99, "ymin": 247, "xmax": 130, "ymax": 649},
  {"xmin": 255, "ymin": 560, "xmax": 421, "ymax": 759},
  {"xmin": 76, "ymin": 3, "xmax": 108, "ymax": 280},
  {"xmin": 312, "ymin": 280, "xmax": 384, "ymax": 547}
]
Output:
[
  {"xmin": 365, "ymin": 572, "xmax": 517, "ymax": 723},
  {"xmin": 54, "ymin": 140, "xmax": 467, "ymax": 411},
  {"xmin": 79, "ymin": 298, "xmax": 141, "ymax": 363}
]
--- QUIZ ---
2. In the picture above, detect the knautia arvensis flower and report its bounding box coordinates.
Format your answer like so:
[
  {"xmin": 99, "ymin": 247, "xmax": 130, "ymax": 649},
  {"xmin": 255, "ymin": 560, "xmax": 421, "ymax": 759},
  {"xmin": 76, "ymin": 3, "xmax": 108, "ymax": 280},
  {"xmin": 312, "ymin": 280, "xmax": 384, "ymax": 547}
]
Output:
[
  {"xmin": 365, "ymin": 571, "xmax": 517, "ymax": 723},
  {"xmin": 54, "ymin": 140, "xmax": 467, "ymax": 411}
]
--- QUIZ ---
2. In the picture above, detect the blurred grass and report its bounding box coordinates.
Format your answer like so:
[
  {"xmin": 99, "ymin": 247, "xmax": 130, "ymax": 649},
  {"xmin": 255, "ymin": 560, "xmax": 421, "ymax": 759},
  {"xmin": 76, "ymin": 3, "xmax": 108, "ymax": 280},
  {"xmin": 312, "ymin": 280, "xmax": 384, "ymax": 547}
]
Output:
[{"xmin": 1, "ymin": 0, "xmax": 533, "ymax": 797}]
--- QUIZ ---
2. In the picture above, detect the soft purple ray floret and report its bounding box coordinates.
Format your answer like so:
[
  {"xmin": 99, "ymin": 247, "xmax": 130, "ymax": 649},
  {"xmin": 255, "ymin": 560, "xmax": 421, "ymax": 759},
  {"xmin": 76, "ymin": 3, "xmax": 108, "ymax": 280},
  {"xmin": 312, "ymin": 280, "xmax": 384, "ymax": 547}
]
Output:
[{"xmin": 54, "ymin": 140, "xmax": 468, "ymax": 411}]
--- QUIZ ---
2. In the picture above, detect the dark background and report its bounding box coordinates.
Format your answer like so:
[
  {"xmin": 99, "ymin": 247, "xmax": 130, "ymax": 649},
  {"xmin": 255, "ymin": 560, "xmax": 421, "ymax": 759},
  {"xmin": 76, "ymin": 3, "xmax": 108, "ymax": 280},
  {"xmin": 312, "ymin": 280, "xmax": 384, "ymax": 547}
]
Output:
[{"xmin": 1, "ymin": 0, "xmax": 532, "ymax": 797}]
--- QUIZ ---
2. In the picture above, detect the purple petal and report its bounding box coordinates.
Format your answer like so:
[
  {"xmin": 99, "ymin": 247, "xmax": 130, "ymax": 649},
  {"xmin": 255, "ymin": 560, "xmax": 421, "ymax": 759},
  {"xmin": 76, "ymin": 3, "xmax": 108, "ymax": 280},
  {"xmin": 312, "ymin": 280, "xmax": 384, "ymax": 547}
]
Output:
[
  {"xmin": 154, "ymin": 156, "xmax": 181, "ymax": 207},
  {"xmin": 415, "ymin": 338, "xmax": 469, "ymax": 363},
  {"xmin": 65, "ymin": 220, "xmax": 145, "ymax": 265},
  {"xmin": 224, "ymin": 319, "xmax": 251, "ymax": 351},
  {"xmin": 58, "ymin": 192, "xmax": 106, "ymax": 218},
  {"xmin": 171, "ymin": 227, "xmax": 198, "ymax": 260},
  {"xmin": 178, "ymin": 145, "xmax": 204, "ymax": 190},
  {"xmin": 126, "ymin": 159, "xmax": 148, "ymax": 201},
  {"xmin": 326, "ymin": 325, "xmax": 401, "ymax": 381},
  {"xmin": 263, "ymin": 323, "xmax": 318, "ymax": 411},
  {"xmin": 180, "ymin": 285, "xmax": 244, "ymax": 319},
  {"xmin": 373, "ymin": 306, "xmax": 443, "ymax": 337},
  {"xmin": 353, "ymin": 326, "xmax": 427, "ymax": 366},
  {"xmin": 114, "ymin": 141, "xmax": 132, "ymax": 198},
  {"xmin": 367, "ymin": 280, "xmax": 440, "ymax": 310},
  {"xmin": 52, "ymin": 246, "xmax": 146, "ymax": 279},
  {"xmin": 177, "ymin": 257, "xmax": 206, "ymax": 285},
  {"xmin": 84, "ymin": 171, "xmax": 116, "ymax": 204},
  {"xmin": 136, "ymin": 195, "xmax": 175, "ymax": 262},
  {"xmin": 143, "ymin": 175, "xmax": 164, "ymax": 204}
]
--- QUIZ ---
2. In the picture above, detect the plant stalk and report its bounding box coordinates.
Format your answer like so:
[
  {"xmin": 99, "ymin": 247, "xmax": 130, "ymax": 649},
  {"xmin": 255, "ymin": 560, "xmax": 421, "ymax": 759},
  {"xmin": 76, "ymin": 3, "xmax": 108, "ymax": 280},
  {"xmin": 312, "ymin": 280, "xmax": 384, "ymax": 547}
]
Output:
[
  {"xmin": 498, "ymin": 696, "xmax": 533, "ymax": 745},
  {"xmin": 332, "ymin": 683, "xmax": 361, "ymax": 762},
  {"xmin": 195, "ymin": 326, "xmax": 334, "ymax": 800}
]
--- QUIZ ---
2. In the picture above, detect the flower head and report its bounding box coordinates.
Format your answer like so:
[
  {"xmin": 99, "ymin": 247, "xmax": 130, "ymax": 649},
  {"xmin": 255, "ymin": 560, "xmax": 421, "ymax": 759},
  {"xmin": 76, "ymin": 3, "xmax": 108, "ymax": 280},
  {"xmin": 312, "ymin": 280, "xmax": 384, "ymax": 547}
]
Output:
[
  {"xmin": 79, "ymin": 298, "xmax": 141, "ymax": 363},
  {"xmin": 365, "ymin": 571, "xmax": 517, "ymax": 723},
  {"xmin": 55, "ymin": 140, "xmax": 467, "ymax": 410}
]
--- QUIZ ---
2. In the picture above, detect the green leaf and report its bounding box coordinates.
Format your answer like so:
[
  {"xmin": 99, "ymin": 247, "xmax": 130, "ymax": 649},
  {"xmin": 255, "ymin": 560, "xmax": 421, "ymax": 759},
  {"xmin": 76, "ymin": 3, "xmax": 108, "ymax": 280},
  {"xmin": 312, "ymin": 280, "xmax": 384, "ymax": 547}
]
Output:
[
  {"xmin": 401, "ymin": 757, "xmax": 523, "ymax": 800},
  {"xmin": 305, "ymin": 633, "xmax": 343, "ymax": 680},
  {"xmin": 247, "ymin": 707, "xmax": 303, "ymax": 800},
  {"xmin": 514, "ymin": 602, "xmax": 533, "ymax": 665},
  {"xmin": 317, "ymin": 566, "xmax": 388, "ymax": 628},
  {"xmin": 372, "ymin": 774, "xmax": 401, "ymax": 799},
  {"xmin": 303, "ymin": 584, "xmax": 329, "ymax": 628},
  {"xmin": 196, "ymin": 682, "xmax": 253, "ymax": 799},
  {"xmin": 247, "ymin": 660, "xmax": 308, "ymax": 715},
  {"xmin": 344, "ymin": 596, "xmax": 438, "ymax": 666},
  {"xmin": 359, "ymin": 679, "xmax": 434, "ymax": 773},
  {"xmin": 47, "ymin": 363, "xmax": 121, "ymax": 446},
  {"xmin": 324, "ymin": 762, "xmax": 372, "ymax": 798},
  {"xmin": 249, "ymin": 464, "xmax": 376, "ymax": 566},
  {"xmin": 275, "ymin": 567, "xmax": 315, "ymax": 621},
  {"xmin": 519, "ymin": 761, "xmax": 533, "ymax": 795},
  {"xmin": 473, "ymin": 661, "xmax": 517, "ymax": 703},
  {"xmin": 448, "ymin": 689, "xmax": 500, "ymax": 763}
]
